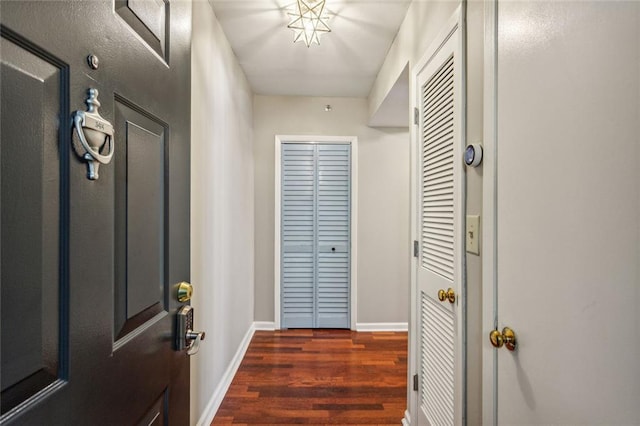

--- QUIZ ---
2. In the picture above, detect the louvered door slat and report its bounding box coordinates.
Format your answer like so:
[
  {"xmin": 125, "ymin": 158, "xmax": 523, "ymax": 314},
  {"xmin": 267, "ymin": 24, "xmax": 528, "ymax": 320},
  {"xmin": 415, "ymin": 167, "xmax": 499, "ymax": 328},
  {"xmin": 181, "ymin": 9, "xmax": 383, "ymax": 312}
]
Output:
[
  {"xmin": 423, "ymin": 152, "xmax": 453, "ymax": 172},
  {"xmin": 424, "ymin": 143, "xmax": 454, "ymax": 162},
  {"xmin": 425, "ymin": 177, "xmax": 454, "ymax": 191},
  {"xmin": 424, "ymin": 129, "xmax": 454, "ymax": 151},
  {"xmin": 424, "ymin": 166, "xmax": 454, "ymax": 183},
  {"xmin": 423, "ymin": 103, "xmax": 454, "ymax": 129},
  {"xmin": 423, "ymin": 113, "xmax": 454, "ymax": 139},
  {"xmin": 423, "ymin": 83, "xmax": 454, "ymax": 119}
]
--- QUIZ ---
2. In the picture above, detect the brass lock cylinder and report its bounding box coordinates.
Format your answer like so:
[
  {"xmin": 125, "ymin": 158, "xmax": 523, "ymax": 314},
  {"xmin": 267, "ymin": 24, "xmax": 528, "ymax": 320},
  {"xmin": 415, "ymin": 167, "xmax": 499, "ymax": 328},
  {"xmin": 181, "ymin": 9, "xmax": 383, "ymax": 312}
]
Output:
[{"xmin": 177, "ymin": 281, "xmax": 193, "ymax": 302}]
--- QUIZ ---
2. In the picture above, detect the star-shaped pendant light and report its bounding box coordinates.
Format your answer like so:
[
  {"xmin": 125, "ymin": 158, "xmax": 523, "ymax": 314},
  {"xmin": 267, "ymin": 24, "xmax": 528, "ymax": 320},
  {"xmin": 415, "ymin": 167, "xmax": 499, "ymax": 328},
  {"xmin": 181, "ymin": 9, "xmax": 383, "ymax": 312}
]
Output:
[{"xmin": 287, "ymin": 0, "xmax": 331, "ymax": 47}]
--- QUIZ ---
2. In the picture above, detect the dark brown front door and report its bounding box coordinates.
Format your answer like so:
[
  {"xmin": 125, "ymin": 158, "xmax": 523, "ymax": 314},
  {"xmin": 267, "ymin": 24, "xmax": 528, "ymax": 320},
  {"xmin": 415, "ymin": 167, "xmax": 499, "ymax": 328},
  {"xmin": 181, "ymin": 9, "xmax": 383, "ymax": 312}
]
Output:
[{"xmin": 1, "ymin": 1, "xmax": 191, "ymax": 424}]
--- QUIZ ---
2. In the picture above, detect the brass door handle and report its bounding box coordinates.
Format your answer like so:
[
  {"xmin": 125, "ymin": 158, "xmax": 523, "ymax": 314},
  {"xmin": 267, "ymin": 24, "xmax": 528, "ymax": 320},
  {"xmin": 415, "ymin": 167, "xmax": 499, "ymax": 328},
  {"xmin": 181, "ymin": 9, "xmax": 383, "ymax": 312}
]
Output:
[
  {"xmin": 489, "ymin": 327, "xmax": 517, "ymax": 351},
  {"xmin": 437, "ymin": 288, "xmax": 456, "ymax": 304}
]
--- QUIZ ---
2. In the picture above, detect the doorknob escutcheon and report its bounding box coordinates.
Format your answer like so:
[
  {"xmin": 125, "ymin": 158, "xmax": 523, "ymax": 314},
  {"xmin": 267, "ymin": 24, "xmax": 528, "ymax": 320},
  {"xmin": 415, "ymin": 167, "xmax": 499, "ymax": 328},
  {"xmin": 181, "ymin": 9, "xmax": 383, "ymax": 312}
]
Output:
[
  {"xmin": 437, "ymin": 288, "xmax": 456, "ymax": 304},
  {"xmin": 489, "ymin": 327, "xmax": 517, "ymax": 351}
]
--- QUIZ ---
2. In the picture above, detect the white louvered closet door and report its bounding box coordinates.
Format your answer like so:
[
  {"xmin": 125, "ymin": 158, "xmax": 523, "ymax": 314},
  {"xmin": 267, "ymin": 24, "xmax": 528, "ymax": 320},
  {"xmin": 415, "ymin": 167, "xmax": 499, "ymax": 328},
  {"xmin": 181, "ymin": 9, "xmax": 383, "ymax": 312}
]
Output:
[
  {"xmin": 415, "ymin": 18, "xmax": 462, "ymax": 426},
  {"xmin": 281, "ymin": 143, "xmax": 351, "ymax": 329}
]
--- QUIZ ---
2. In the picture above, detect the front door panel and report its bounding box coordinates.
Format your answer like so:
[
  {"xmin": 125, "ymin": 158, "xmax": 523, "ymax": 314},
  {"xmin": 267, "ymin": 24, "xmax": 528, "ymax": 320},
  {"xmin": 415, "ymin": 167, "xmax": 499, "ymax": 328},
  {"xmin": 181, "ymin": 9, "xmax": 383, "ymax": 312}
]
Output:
[
  {"xmin": 0, "ymin": 33, "xmax": 66, "ymax": 417},
  {"xmin": 113, "ymin": 100, "xmax": 168, "ymax": 344},
  {"xmin": 0, "ymin": 1, "xmax": 191, "ymax": 424}
]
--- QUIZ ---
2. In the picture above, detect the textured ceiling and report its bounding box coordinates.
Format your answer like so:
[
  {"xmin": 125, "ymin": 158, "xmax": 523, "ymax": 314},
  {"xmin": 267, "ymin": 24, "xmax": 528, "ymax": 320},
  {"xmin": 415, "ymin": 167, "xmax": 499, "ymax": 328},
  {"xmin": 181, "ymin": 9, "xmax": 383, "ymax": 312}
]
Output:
[{"xmin": 208, "ymin": 0, "xmax": 411, "ymax": 97}]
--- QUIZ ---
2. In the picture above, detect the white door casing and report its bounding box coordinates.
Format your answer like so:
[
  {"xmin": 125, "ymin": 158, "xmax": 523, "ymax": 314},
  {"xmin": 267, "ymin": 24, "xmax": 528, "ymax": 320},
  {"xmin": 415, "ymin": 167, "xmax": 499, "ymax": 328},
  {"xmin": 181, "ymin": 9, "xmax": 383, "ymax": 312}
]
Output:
[
  {"xmin": 483, "ymin": 1, "xmax": 640, "ymax": 424},
  {"xmin": 274, "ymin": 135, "xmax": 358, "ymax": 330},
  {"xmin": 411, "ymin": 8, "xmax": 464, "ymax": 426}
]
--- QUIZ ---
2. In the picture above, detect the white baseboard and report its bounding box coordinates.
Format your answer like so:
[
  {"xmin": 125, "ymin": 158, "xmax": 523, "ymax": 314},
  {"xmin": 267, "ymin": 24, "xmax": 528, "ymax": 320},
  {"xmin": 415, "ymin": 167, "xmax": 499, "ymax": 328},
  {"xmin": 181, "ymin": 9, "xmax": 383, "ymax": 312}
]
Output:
[
  {"xmin": 253, "ymin": 321, "xmax": 276, "ymax": 330},
  {"xmin": 355, "ymin": 322, "xmax": 408, "ymax": 332},
  {"xmin": 402, "ymin": 409, "xmax": 411, "ymax": 426},
  {"xmin": 195, "ymin": 322, "xmax": 256, "ymax": 426}
]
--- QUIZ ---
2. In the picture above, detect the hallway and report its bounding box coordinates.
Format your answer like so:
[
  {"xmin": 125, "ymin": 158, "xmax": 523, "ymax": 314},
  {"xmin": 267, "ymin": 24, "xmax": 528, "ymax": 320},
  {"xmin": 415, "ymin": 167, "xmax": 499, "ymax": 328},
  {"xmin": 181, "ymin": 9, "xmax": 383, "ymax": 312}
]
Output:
[
  {"xmin": 212, "ymin": 330, "xmax": 407, "ymax": 425},
  {"xmin": 2, "ymin": 1, "xmax": 639, "ymax": 424}
]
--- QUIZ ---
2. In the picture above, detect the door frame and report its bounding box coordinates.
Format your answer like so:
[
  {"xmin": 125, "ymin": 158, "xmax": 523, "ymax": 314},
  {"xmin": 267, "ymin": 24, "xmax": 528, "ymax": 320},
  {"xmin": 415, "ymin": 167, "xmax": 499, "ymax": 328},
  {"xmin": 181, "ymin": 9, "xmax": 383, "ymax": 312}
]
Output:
[
  {"xmin": 481, "ymin": 1, "xmax": 498, "ymax": 424},
  {"xmin": 274, "ymin": 135, "xmax": 358, "ymax": 330}
]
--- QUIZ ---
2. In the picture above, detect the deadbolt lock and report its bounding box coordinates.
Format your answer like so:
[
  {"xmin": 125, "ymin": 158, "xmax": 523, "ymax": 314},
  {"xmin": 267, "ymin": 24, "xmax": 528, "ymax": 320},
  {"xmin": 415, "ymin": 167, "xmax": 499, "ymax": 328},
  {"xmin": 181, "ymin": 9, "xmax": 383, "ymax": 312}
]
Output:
[{"xmin": 177, "ymin": 281, "xmax": 193, "ymax": 302}]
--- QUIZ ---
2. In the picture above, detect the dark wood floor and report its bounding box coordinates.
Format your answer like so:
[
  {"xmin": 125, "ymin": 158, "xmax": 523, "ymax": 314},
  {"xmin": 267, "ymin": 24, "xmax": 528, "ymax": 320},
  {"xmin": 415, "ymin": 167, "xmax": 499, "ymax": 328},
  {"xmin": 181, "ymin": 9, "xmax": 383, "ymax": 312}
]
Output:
[{"xmin": 212, "ymin": 329, "xmax": 407, "ymax": 425}]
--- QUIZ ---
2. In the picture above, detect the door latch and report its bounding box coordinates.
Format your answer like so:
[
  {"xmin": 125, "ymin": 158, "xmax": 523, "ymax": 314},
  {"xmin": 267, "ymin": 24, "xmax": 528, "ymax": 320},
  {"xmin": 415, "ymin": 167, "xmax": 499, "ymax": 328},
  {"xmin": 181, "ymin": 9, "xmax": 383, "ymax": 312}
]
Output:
[{"xmin": 176, "ymin": 305, "xmax": 205, "ymax": 355}]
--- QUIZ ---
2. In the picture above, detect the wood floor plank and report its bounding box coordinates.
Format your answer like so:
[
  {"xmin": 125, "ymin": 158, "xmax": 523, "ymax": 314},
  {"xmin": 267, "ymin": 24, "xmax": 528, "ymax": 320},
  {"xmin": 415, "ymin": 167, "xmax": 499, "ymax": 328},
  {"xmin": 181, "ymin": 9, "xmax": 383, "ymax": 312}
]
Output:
[{"xmin": 212, "ymin": 329, "xmax": 407, "ymax": 425}]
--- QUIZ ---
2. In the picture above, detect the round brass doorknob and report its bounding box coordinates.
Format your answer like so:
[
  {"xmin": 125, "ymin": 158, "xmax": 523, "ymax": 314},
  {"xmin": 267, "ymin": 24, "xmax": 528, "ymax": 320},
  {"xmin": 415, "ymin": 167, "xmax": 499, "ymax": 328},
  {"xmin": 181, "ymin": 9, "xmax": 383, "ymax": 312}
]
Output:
[
  {"xmin": 437, "ymin": 288, "xmax": 456, "ymax": 304},
  {"xmin": 489, "ymin": 327, "xmax": 517, "ymax": 351},
  {"xmin": 489, "ymin": 330, "xmax": 504, "ymax": 348}
]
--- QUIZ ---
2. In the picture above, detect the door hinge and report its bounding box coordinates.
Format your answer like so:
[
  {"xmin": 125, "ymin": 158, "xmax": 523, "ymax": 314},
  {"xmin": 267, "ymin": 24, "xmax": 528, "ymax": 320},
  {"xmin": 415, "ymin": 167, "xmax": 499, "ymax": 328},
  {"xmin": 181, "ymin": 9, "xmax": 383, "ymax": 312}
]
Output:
[
  {"xmin": 413, "ymin": 240, "xmax": 419, "ymax": 258},
  {"xmin": 413, "ymin": 374, "xmax": 419, "ymax": 391},
  {"xmin": 413, "ymin": 107, "xmax": 419, "ymax": 125}
]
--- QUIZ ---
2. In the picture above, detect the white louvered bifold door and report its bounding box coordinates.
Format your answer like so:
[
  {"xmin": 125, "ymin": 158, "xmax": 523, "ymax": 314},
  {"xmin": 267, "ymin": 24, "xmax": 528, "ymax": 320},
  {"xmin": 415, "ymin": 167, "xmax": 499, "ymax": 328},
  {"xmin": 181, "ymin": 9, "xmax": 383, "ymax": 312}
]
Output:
[
  {"xmin": 414, "ymin": 18, "xmax": 462, "ymax": 426},
  {"xmin": 281, "ymin": 143, "xmax": 351, "ymax": 329}
]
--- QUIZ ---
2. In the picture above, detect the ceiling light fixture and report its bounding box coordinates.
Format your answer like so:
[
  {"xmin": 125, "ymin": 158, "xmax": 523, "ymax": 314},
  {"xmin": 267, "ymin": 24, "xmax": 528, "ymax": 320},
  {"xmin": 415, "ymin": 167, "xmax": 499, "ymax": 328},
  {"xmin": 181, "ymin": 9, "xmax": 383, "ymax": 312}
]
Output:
[{"xmin": 287, "ymin": 0, "xmax": 331, "ymax": 47}]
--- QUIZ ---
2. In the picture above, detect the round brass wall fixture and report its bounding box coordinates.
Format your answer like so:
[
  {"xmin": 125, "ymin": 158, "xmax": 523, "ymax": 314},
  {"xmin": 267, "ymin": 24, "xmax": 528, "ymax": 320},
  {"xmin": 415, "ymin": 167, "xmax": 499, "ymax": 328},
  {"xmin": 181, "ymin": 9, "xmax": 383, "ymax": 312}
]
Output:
[{"xmin": 177, "ymin": 282, "xmax": 193, "ymax": 303}]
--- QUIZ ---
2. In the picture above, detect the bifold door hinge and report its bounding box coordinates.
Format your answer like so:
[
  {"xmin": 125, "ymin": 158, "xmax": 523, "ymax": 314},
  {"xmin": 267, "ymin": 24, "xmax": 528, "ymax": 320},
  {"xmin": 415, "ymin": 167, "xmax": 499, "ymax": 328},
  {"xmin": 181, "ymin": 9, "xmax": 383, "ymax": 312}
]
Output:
[
  {"xmin": 413, "ymin": 107, "xmax": 419, "ymax": 125},
  {"xmin": 413, "ymin": 374, "xmax": 419, "ymax": 391},
  {"xmin": 413, "ymin": 240, "xmax": 419, "ymax": 258}
]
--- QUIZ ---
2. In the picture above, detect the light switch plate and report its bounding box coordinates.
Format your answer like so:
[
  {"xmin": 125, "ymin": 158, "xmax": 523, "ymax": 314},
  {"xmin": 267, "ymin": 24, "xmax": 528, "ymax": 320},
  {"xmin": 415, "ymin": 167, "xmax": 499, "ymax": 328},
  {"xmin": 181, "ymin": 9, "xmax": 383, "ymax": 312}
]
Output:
[{"xmin": 466, "ymin": 215, "xmax": 480, "ymax": 255}]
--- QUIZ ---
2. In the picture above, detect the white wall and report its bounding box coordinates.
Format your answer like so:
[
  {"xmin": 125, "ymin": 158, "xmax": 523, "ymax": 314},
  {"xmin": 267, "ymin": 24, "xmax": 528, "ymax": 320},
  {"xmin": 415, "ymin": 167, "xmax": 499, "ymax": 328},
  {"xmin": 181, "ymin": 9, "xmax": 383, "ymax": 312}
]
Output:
[
  {"xmin": 253, "ymin": 95, "xmax": 410, "ymax": 326},
  {"xmin": 368, "ymin": 1, "xmax": 459, "ymax": 120},
  {"xmin": 190, "ymin": 1, "xmax": 254, "ymax": 424}
]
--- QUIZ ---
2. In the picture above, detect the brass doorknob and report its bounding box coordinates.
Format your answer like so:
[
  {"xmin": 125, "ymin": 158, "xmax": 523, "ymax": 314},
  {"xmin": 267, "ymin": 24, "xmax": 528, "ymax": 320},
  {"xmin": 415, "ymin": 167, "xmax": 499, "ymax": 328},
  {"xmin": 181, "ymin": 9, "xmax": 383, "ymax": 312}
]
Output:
[
  {"xmin": 489, "ymin": 327, "xmax": 517, "ymax": 351},
  {"xmin": 437, "ymin": 288, "xmax": 456, "ymax": 304},
  {"xmin": 177, "ymin": 282, "xmax": 193, "ymax": 302}
]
